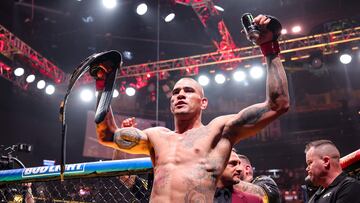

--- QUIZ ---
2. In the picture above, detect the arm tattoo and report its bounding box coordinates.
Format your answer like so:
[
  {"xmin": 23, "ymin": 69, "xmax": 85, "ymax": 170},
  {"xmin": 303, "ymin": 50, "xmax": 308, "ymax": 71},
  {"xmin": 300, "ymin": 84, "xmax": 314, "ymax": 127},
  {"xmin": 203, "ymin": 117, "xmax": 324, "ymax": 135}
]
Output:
[
  {"xmin": 236, "ymin": 181, "xmax": 266, "ymax": 197},
  {"xmin": 266, "ymin": 56, "xmax": 288, "ymax": 104},
  {"xmin": 113, "ymin": 128, "xmax": 141, "ymax": 149},
  {"xmin": 232, "ymin": 106, "xmax": 270, "ymax": 126}
]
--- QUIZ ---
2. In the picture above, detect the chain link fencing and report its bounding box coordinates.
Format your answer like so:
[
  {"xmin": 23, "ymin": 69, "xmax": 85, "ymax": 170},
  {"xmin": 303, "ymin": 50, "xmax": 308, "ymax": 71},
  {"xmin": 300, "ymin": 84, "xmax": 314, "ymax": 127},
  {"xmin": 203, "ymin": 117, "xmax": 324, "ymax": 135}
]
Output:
[
  {"xmin": 1, "ymin": 173, "xmax": 152, "ymax": 203},
  {"xmin": 0, "ymin": 158, "xmax": 153, "ymax": 203}
]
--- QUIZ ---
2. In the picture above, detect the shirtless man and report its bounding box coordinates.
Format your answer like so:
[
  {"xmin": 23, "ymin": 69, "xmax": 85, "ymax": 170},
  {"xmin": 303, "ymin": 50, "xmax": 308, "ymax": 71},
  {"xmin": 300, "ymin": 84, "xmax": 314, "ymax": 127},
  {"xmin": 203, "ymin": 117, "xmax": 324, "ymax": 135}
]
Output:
[{"xmin": 95, "ymin": 15, "xmax": 289, "ymax": 202}]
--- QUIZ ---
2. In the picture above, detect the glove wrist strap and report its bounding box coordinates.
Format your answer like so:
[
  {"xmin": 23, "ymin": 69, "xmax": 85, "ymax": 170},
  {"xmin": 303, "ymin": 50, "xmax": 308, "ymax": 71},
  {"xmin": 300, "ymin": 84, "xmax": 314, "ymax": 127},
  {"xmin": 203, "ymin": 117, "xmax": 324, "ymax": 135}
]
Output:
[
  {"xmin": 96, "ymin": 80, "xmax": 105, "ymax": 91},
  {"xmin": 260, "ymin": 41, "xmax": 280, "ymax": 56}
]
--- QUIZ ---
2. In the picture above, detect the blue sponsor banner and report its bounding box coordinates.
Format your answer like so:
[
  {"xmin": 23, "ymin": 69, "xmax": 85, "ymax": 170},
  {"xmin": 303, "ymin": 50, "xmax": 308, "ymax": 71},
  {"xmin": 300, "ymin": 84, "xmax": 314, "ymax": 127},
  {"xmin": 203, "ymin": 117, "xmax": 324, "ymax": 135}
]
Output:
[
  {"xmin": 22, "ymin": 163, "xmax": 85, "ymax": 178},
  {"xmin": 0, "ymin": 157, "xmax": 152, "ymax": 183}
]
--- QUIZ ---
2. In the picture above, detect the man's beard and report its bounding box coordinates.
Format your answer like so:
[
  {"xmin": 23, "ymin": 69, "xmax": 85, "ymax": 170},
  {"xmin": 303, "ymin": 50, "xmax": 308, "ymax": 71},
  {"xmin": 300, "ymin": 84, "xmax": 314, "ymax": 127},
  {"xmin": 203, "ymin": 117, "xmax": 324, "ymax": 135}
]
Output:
[{"xmin": 239, "ymin": 172, "xmax": 245, "ymax": 181}]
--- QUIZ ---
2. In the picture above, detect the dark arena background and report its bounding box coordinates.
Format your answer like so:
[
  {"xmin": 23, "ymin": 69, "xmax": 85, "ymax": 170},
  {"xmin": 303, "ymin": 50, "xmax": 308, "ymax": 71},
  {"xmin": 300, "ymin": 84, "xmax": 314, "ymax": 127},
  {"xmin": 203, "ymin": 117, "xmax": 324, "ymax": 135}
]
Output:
[{"xmin": 0, "ymin": 0, "xmax": 360, "ymax": 202}]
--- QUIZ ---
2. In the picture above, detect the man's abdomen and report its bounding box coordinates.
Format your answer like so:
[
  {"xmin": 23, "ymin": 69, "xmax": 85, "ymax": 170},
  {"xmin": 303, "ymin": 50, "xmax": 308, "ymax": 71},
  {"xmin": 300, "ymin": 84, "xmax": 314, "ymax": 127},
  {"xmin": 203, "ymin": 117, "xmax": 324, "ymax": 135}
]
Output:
[{"xmin": 150, "ymin": 164, "xmax": 216, "ymax": 203}]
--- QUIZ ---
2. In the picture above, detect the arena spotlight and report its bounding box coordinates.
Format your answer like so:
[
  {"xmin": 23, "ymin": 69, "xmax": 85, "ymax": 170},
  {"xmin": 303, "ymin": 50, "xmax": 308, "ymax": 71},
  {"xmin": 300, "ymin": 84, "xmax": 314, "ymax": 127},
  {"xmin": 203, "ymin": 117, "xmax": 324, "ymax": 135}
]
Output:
[
  {"xmin": 125, "ymin": 87, "xmax": 136, "ymax": 96},
  {"xmin": 250, "ymin": 66, "xmax": 264, "ymax": 79},
  {"xmin": 26, "ymin": 74, "xmax": 35, "ymax": 83},
  {"xmin": 233, "ymin": 70, "xmax": 246, "ymax": 82},
  {"xmin": 198, "ymin": 75, "xmax": 209, "ymax": 86},
  {"xmin": 214, "ymin": 5, "xmax": 224, "ymax": 12},
  {"xmin": 136, "ymin": 3, "xmax": 148, "ymax": 15},
  {"xmin": 80, "ymin": 89, "xmax": 94, "ymax": 102},
  {"xmin": 339, "ymin": 53, "xmax": 352, "ymax": 64},
  {"xmin": 45, "ymin": 85, "xmax": 55, "ymax": 95},
  {"xmin": 291, "ymin": 25, "xmax": 301, "ymax": 33},
  {"xmin": 14, "ymin": 67, "xmax": 24, "ymax": 76},
  {"xmin": 281, "ymin": 29, "xmax": 287, "ymax": 35},
  {"xmin": 102, "ymin": 0, "xmax": 117, "ymax": 9},
  {"xmin": 113, "ymin": 89, "xmax": 119, "ymax": 98},
  {"xmin": 36, "ymin": 80, "xmax": 46, "ymax": 89},
  {"xmin": 164, "ymin": 13, "xmax": 175, "ymax": 23},
  {"xmin": 214, "ymin": 74, "xmax": 226, "ymax": 84},
  {"xmin": 123, "ymin": 51, "xmax": 133, "ymax": 60}
]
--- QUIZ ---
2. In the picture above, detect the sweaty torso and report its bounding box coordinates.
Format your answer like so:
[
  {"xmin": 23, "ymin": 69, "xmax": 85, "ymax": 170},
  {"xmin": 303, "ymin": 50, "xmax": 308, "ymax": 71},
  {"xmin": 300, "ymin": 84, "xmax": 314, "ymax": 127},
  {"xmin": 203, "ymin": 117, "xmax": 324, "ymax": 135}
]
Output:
[{"xmin": 147, "ymin": 124, "xmax": 232, "ymax": 203}]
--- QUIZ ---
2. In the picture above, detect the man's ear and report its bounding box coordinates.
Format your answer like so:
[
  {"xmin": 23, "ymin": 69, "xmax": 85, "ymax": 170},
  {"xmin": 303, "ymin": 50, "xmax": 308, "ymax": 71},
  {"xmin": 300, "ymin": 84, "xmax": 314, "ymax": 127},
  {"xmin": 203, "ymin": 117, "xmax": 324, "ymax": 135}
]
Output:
[
  {"xmin": 201, "ymin": 97, "xmax": 208, "ymax": 110},
  {"xmin": 323, "ymin": 156, "xmax": 331, "ymax": 169}
]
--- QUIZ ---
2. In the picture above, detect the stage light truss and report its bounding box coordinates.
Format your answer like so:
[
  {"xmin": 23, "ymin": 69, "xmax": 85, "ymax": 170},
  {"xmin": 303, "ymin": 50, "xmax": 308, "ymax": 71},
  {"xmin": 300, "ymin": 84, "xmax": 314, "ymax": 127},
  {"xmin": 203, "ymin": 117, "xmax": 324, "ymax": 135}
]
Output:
[
  {"xmin": 0, "ymin": 24, "xmax": 65, "ymax": 86},
  {"xmin": 0, "ymin": 62, "xmax": 32, "ymax": 90},
  {"xmin": 113, "ymin": 26, "xmax": 360, "ymax": 79},
  {"xmin": 1, "ymin": 20, "xmax": 359, "ymax": 89}
]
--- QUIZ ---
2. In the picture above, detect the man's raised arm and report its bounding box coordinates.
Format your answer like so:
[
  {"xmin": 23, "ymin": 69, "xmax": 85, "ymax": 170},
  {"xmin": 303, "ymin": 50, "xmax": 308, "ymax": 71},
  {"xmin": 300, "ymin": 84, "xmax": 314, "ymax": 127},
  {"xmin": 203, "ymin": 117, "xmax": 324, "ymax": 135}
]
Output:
[
  {"xmin": 223, "ymin": 14, "xmax": 290, "ymax": 143},
  {"xmin": 94, "ymin": 67, "xmax": 151, "ymax": 155}
]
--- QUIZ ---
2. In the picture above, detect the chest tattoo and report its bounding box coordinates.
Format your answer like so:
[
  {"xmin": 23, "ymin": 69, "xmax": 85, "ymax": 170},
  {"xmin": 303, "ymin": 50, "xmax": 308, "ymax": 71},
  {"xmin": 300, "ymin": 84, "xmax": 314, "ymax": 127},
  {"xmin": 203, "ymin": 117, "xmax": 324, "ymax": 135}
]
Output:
[{"xmin": 181, "ymin": 127, "xmax": 210, "ymax": 148}]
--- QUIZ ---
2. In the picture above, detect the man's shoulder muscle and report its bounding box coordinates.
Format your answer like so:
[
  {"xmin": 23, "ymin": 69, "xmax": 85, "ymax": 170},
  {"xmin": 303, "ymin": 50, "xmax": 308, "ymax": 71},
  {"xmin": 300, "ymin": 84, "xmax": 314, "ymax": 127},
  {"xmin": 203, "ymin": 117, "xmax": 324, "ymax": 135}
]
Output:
[
  {"xmin": 145, "ymin": 127, "xmax": 171, "ymax": 136},
  {"xmin": 144, "ymin": 127, "xmax": 172, "ymax": 146}
]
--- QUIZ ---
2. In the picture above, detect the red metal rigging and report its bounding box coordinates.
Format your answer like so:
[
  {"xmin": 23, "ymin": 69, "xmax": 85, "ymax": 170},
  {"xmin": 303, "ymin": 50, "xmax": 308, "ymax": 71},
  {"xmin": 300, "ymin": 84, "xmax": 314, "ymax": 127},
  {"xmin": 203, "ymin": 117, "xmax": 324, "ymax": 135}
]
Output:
[
  {"xmin": 0, "ymin": 24, "xmax": 65, "ymax": 89},
  {"xmin": 116, "ymin": 26, "xmax": 360, "ymax": 79},
  {"xmin": 76, "ymin": 26, "xmax": 360, "ymax": 88}
]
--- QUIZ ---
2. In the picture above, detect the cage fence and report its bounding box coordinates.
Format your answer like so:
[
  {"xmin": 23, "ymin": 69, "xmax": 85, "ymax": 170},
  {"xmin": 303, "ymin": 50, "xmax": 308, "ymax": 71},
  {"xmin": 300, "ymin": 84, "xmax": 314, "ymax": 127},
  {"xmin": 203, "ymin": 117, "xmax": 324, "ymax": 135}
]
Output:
[
  {"xmin": 1, "ymin": 174, "xmax": 152, "ymax": 203},
  {"xmin": 0, "ymin": 158, "xmax": 153, "ymax": 203}
]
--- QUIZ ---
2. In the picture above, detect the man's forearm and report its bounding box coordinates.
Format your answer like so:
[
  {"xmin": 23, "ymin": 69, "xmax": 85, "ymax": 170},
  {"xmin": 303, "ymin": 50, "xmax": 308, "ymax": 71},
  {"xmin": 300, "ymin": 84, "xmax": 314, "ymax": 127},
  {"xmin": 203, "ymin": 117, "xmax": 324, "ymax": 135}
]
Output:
[
  {"xmin": 96, "ymin": 107, "xmax": 118, "ymax": 143},
  {"xmin": 234, "ymin": 181, "xmax": 266, "ymax": 198},
  {"xmin": 96, "ymin": 110, "xmax": 150, "ymax": 154},
  {"xmin": 266, "ymin": 55, "xmax": 289, "ymax": 111}
]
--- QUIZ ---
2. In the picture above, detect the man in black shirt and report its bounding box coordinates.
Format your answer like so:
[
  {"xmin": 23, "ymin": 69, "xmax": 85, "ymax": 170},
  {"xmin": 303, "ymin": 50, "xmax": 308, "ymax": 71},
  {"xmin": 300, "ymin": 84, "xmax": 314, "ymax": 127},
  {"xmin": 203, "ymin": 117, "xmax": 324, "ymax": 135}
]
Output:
[
  {"xmin": 234, "ymin": 154, "xmax": 281, "ymax": 203},
  {"xmin": 305, "ymin": 139, "xmax": 360, "ymax": 203}
]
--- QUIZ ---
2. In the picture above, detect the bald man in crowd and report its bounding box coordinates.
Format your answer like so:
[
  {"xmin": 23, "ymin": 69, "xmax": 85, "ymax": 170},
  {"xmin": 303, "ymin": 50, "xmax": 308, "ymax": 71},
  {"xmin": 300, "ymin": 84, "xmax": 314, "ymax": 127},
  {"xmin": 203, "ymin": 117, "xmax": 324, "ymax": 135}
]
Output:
[{"xmin": 305, "ymin": 139, "xmax": 360, "ymax": 203}]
